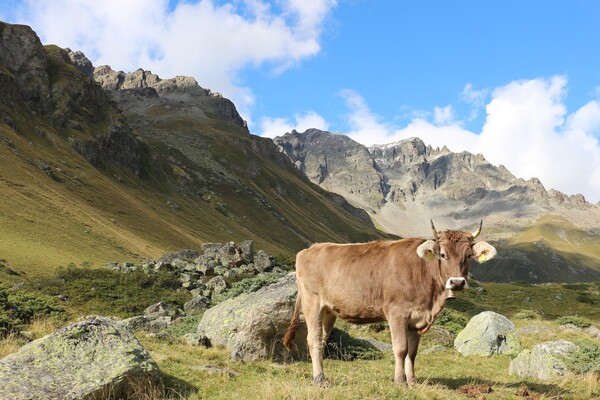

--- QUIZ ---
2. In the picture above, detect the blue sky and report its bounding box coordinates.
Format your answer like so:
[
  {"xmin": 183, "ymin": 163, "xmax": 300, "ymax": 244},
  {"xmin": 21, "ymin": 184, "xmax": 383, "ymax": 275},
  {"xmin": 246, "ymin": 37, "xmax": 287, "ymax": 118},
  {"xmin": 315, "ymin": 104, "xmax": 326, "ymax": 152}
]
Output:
[{"xmin": 3, "ymin": 1, "xmax": 600, "ymax": 202}]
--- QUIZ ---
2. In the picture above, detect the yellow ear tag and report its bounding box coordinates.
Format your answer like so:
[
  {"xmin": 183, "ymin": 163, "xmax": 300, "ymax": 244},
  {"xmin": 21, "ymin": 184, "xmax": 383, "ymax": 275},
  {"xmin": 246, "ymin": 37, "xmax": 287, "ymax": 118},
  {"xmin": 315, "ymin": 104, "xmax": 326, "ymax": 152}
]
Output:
[
  {"xmin": 478, "ymin": 253, "xmax": 487, "ymax": 262},
  {"xmin": 426, "ymin": 251, "xmax": 436, "ymax": 260}
]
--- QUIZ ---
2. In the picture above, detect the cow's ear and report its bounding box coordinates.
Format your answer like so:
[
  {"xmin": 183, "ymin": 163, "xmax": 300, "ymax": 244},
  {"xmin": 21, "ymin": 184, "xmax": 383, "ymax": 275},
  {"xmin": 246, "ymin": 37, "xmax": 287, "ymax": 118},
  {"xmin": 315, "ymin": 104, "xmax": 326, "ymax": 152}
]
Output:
[
  {"xmin": 472, "ymin": 241, "xmax": 497, "ymax": 263},
  {"xmin": 417, "ymin": 240, "xmax": 439, "ymax": 260}
]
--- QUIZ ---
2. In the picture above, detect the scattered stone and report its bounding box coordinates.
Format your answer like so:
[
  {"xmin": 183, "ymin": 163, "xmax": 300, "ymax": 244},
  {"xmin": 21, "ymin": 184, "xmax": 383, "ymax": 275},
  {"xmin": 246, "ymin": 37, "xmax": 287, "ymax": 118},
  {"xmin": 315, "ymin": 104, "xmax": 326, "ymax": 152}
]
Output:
[
  {"xmin": 182, "ymin": 333, "xmax": 211, "ymax": 347},
  {"xmin": 122, "ymin": 315, "xmax": 173, "ymax": 334},
  {"xmin": 184, "ymin": 296, "xmax": 210, "ymax": 314},
  {"xmin": 0, "ymin": 317, "xmax": 160, "ymax": 400},
  {"xmin": 144, "ymin": 301, "xmax": 181, "ymax": 318},
  {"xmin": 454, "ymin": 311, "xmax": 521, "ymax": 356},
  {"xmin": 205, "ymin": 276, "xmax": 227, "ymax": 298},
  {"xmin": 254, "ymin": 249, "xmax": 275, "ymax": 272},
  {"xmin": 160, "ymin": 249, "xmax": 200, "ymax": 263},
  {"xmin": 508, "ymin": 340, "xmax": 579, "ymax": 380},
  {"xmin": 585, "ymin": 325, "xmax": 600, "ymax": 339}
]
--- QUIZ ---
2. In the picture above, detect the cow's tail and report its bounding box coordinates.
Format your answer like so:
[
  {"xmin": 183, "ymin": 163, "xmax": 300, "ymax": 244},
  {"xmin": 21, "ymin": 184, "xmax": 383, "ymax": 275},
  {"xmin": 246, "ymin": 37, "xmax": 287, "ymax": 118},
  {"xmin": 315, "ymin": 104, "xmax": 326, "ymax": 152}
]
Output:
[{"xmin": 283, "ymin": 290, "xmax": 302, "ymax": 351}]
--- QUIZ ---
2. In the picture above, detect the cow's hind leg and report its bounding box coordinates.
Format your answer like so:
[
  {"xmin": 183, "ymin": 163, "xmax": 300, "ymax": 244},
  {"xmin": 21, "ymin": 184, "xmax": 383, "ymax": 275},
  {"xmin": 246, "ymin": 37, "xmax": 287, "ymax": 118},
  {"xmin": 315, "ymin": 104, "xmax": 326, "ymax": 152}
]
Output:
[
  {"xmin": 388, "ymin": 317, "xmax": 409, "ymax": 386},
  {"xmin": 322, "ymin": 310, "xmax": 337, "ymax": 343},
  {"xmin": 404, "ymin": 329, "xmax": 421, "ymax": 386},
  {"xmin": 303, "ymin": 296, "xmax": 327, "ymax": 386}
]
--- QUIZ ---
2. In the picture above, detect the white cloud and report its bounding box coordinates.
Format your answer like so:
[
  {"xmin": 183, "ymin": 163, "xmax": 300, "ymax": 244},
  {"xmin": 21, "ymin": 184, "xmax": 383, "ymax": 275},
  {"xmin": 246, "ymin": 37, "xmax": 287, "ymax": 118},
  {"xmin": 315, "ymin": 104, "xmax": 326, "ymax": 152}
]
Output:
[
  {"xmin": 259, "ymin": 111, "xmax": 329, "ymax": 138},
  {"xmin": 339, "ymin": 89, "xmax": 391, "ymax": 145},
  {"xmin": 341, "ymin": 77, "xmax": 600, "ymax": 203},
  {"xmin": 433, "ymin": 105, "xmax": 457, "ymax": 126},
  {"xmin": 14, "ymin": 0, "xmax": 337, "ymax": 125}
]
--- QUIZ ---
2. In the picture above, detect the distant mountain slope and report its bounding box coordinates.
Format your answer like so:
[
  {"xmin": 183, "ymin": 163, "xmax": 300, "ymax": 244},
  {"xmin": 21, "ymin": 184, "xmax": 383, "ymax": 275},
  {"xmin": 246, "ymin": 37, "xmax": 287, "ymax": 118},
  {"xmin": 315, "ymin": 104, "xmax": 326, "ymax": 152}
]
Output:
[
  {"xmin": 275, "ymin": 129, "xmax": 600, "ymax": 282},
  {"xmin": 0, "ymin": 21, "xmax": 385, "ymax": 275}
]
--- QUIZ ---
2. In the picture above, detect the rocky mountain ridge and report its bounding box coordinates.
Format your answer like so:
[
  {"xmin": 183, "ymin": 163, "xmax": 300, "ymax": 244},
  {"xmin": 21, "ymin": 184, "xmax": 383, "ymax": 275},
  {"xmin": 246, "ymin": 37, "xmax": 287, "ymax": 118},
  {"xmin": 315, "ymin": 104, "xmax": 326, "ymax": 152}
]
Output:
[
  {"xmin": 274, "ymin": 129, "xmax": 598, "ymax": 238},
  {"xmin": 275, "ymin": 129, "xmax": 600, "ymax": 282}
]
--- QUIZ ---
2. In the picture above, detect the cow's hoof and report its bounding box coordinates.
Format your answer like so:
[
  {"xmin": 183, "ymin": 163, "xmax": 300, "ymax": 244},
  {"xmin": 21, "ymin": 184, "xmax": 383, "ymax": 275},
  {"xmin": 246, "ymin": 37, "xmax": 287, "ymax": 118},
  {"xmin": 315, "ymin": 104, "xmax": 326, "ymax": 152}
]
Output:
[
  {"xmin": 313, "ymin": 373, "xmax": 329, "ymax": 387},
  {"xmin": 394, "ymin": 376, "xmax": 408, "ymax": 387}
]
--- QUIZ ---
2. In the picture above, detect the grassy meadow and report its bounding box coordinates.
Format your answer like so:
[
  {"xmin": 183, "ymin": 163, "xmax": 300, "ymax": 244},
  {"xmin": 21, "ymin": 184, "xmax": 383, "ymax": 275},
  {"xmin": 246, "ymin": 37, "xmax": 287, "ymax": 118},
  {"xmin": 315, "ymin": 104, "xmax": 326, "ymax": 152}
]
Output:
[{"xmin": 1, "ymin": 264, "xmax": 599, "ymax": 400}]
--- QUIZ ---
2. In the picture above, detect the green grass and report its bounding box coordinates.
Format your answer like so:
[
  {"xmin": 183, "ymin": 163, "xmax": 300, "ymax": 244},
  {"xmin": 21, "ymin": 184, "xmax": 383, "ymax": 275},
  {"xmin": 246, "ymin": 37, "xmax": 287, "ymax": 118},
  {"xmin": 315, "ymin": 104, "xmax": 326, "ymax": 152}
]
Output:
[
  {"xmin": 2, "ymin": 269, "xmax": 600, "ymax": 399},
  {"xmin": 141, "ymin": 336, "xmax": 598, "ymax": 400}
]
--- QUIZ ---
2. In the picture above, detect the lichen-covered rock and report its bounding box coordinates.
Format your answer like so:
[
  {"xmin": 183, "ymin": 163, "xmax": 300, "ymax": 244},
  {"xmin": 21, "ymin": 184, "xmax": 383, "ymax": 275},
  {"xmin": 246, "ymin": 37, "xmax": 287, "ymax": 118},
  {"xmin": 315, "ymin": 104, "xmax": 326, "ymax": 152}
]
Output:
[
  {"xmin": 509, "ymin": 340, "xmax": 579, "ymax": 380},
  {"xmin": 184, "ymin": 295, "xmax": 210, "ymax": 314},
  {"xmin": 144, "ymin": 301, "xmax": 181, "ymax": 318},
  {"xmin": 0, "ymin": 317, "xmax": 160, "ymax": 400},
  {"xmin": 196, "ymin": 273, "xmax": 307, "ymax": 362},
  {"xmin": 254, "ymin": 249, "xmax": 275, "ymax": 272},
  {"xmin": 454, "ymin": 311, "xmax": 521, "ymax": 356}
]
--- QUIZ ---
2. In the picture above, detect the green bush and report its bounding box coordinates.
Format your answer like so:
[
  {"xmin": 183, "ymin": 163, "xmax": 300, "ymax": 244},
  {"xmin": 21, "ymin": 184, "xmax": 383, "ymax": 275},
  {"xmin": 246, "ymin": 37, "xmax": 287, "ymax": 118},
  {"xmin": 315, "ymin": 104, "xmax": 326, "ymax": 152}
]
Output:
[
  {"xmin": 212, "ymin": 271, "xmax": 287, "ymax": 303},
  {"xmin": 0, "ymin": 287, "xmax": 66, "ymax": 337},
  {"xmin": 565, "ymin": 340, "xmax": 600, "ymax": 374},
  {"xmin": 38, "ymin": 264, "xmax": 190, "ymax": 317},
  {"xmin": 557, "ymin": 315, "xmax": 591, "ymax": 328},
  {"xmin": 512, "ymin": 309, "xmax": 538, "ymax": 320},
  {"xmin": 433, "ymin": 309, "xmax": 468, "ymax": 335}
]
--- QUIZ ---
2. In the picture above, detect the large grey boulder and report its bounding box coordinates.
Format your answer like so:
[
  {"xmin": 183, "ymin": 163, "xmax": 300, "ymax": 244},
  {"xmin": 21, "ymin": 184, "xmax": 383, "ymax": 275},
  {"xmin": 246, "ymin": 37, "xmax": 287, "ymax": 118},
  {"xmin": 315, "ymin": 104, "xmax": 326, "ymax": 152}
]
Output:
[
  {"xmin": 197, "ymin": 273, "xmax": 307, "ymax": 362},
  {"xmin": 509, "ymin": 340, "xmax": 579, "ymax": 380},
  {"xmin": 454, "ymin": 311, "xmax": 521, "ymax": 356},
  {"xmin": 0, "ymin": 317, "xmax": 160, "ymax": 400}
]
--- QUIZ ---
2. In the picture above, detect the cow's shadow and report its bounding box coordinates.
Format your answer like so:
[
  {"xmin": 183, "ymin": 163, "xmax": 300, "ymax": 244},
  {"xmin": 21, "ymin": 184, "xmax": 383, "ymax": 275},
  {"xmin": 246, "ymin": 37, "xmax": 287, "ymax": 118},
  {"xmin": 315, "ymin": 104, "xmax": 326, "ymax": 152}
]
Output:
[
  {"xmin": 161, "ymin": 372, "xmax": 200, "ymax": 398},
  {"xmin": 424, "ymin": 376, "xmax": 570, "ymax": 397}
]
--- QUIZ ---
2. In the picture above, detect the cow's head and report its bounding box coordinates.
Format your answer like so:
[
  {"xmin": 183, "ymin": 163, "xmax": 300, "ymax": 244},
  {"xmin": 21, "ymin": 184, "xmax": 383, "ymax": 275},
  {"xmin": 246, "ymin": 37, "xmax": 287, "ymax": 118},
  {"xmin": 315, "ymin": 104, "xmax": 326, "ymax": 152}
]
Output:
[{"xmin": 416, "ymin": 220, "xmax": 496, "ymax": 296}]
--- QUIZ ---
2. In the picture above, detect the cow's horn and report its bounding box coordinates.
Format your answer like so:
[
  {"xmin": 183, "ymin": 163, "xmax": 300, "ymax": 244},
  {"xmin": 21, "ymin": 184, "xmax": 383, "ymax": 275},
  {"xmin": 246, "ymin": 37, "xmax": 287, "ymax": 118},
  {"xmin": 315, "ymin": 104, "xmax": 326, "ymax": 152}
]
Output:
[
  {"xmin": 472, "ymin": 220, "xmax": 483, "ymax": 239},
  {"xmin": 430, "ymin": 219, "xmax": 440, "ymax": 239}
]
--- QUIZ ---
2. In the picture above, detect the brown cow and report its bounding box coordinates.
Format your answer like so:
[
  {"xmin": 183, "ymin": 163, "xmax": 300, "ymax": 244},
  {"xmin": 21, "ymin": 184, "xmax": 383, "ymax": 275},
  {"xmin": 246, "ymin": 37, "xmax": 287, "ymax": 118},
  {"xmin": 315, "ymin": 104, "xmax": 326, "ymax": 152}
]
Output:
[{"xmin": 283, "ymin": 220, "xmax": 496, "ymax": 386}]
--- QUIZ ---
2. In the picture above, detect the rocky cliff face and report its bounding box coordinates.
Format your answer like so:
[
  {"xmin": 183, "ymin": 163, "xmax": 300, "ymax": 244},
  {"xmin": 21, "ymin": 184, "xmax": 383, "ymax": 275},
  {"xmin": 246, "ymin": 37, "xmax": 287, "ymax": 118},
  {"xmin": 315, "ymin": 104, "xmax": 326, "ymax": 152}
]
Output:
[
  {"xmin": 0, "ymin": 22, "xmax": 141, "ymax": 173},
  {"xmin": 275, "ymin": 130, "xmax": 599, "ymax": 236},
  {"xmin": 93, "ymin": 65, "xmax": 247, "ymax": 129},
  {"xmin": 274, "ymin": 129, "xmax": 386, "ymax": 210}
]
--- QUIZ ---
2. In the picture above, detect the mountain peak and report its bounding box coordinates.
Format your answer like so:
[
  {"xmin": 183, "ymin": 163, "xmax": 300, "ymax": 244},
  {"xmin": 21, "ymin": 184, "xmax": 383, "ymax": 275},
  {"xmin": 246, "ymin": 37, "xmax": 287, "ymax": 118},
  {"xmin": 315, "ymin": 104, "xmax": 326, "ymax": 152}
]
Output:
[{"xmin": 275, "ymin": 130, "xmax": 598, "ymax": 239}]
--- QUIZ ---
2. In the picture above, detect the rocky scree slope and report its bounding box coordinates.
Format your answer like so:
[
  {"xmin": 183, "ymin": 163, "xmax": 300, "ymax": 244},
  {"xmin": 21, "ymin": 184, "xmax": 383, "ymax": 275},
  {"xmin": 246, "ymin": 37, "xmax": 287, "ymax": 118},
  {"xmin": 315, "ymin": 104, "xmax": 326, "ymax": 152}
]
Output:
[{"xmin": 275, "ymin": 129, "xmax": 600, "ymax": 282}]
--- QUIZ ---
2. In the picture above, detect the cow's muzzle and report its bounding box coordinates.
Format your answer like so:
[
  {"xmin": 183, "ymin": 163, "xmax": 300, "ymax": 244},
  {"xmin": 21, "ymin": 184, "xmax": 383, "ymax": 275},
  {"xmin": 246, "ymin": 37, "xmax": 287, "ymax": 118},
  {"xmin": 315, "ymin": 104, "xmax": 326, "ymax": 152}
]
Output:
[{"xmin": 445, "ymin": 277, "xmax": 468, "ymax": 299}]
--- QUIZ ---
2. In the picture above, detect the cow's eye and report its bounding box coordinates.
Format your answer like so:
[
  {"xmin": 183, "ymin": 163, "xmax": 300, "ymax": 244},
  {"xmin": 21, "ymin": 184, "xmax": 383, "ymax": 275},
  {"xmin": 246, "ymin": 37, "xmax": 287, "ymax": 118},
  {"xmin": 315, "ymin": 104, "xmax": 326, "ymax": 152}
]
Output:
[{"xmin": 440, "ymin": 252, "xmax": 447, "ymax": 259}]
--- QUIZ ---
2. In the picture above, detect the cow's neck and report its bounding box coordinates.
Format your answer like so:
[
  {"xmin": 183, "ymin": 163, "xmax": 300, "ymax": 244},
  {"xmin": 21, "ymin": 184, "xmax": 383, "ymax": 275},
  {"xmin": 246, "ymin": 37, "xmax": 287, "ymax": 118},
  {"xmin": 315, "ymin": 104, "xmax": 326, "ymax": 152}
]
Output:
[{"xmin": 416, "ymin": 265, "xmax": 450, "ymax": 334}]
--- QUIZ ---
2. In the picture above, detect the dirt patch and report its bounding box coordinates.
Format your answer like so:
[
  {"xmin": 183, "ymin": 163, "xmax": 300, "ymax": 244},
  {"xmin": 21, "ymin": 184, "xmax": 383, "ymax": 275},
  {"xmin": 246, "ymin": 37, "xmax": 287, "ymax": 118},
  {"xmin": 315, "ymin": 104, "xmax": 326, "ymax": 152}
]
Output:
[{"xmin": 457, "ymin": 383, "xmax": 493, "ymax": 398}]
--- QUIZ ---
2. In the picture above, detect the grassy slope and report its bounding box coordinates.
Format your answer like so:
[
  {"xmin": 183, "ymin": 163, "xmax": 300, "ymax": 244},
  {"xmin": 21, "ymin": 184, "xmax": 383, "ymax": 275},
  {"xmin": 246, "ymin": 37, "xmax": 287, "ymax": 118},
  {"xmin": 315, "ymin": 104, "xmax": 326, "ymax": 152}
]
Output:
[
  {"xmin": 472, "ymin": 215, "xmax": 600, "ymax": 283},
  {"xmin": 0, "ymin": 45, "xmax": 385, "ymax": 278}
]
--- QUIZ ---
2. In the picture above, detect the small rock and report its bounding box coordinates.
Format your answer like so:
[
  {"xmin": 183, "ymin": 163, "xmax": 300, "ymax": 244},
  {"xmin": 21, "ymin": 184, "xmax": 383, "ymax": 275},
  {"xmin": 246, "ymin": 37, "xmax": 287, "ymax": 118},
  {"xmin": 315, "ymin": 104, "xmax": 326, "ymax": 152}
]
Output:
[
  {"xmin": 509, "ymin": 340, "xmax": 579, "ymax": 380},
  {"xmin": 184, "ymin": 296, "xmax": 210, "ymax": 314},
  {"xmin": 182, "ymin": 333, "xmax": 211, "ymax": 347}
]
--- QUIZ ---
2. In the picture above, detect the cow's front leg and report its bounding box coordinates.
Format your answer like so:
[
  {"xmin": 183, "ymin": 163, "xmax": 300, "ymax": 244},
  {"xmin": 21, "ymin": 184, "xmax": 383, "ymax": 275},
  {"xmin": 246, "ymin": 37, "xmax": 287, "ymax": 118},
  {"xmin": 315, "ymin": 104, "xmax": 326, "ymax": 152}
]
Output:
[
  {"xmin": 304, "ymin": 299, "xmax": 327, "ymax": 386},
  {"xmin": 388, "ymin": 317, "xmax": 409, "ymax": 386},
  {"xmin": 404, "ymin": 329, "xmax": 421, "ymax": 386}
]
